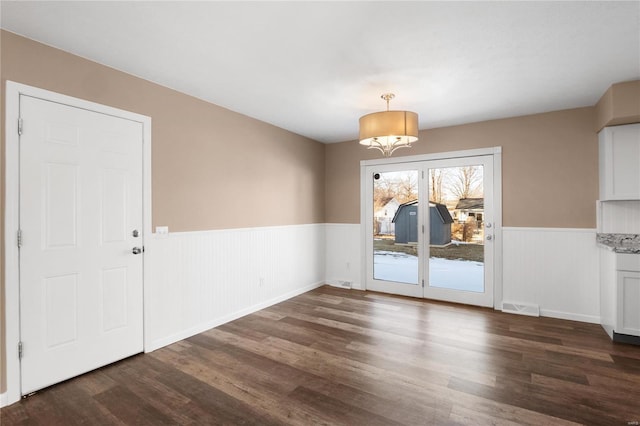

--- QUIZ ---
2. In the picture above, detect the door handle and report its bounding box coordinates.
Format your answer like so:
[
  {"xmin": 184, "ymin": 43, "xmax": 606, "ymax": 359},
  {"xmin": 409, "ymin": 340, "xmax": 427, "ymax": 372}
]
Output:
[
  {"xmin": 132, "ymin": 247, "xmax": 143, "ymax": 255},
  {"xmin": 486, "ymin": 235, "xmax": 493, "ymax": 241}
]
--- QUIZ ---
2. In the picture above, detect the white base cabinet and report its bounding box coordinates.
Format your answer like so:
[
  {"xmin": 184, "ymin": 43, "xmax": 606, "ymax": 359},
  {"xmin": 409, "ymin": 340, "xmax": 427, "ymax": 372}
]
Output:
[
  {"xmin": 617, "ymin": 269, "xmax": 640, "ymax": 336},
  {"xmin": 600, "ymin": 250, "xmax": 640, "ymax": 339}
]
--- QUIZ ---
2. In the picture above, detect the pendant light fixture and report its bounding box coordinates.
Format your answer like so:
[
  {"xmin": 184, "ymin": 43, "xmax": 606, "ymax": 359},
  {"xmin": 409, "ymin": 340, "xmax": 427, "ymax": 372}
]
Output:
[{"xmin": 359, "ymin": 93, "xmax": 419, "ymax": 157}]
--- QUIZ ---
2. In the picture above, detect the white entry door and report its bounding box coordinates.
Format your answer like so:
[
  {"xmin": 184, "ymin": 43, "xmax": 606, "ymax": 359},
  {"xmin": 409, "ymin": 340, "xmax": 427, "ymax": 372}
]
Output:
[{"xmin": 19, "ymin": 95, "xmax": 144, "ymax": 394}]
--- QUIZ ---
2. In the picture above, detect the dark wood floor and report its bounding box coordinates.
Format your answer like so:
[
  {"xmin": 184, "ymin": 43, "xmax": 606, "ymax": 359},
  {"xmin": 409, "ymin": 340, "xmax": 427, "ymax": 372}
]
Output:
[{"xmin": 2, "ymin": 285, "xmax": 640, "ymax": 425}]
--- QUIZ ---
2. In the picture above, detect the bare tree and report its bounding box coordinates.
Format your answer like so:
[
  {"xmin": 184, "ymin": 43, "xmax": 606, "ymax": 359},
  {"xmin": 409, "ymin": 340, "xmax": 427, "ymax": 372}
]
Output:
[
  {"xmin": 373, "ymin": 175, "xmax": 394, "ymax": 205},
  {"xmin": 373, "ymin": 172, "xmax": 418, "ymax": 206},
  {"xmin": 396, "ymin": 173, "xmax": 417, "ymax": 204},
  {"xmin": 446, "ymin": 166, "xmax": 483, "ymax": 200},
  {"xmin": 429, "ymin": 169, "xmax": 445, "ymax": 203}
]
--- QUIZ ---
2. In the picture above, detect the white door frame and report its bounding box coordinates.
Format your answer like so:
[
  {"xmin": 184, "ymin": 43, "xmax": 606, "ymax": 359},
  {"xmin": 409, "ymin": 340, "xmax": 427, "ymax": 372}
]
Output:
[
  {"xmin": 4, "ymin": 81, "xmax": 152, "ymax": 406},
  {"xmin": 359, "ymin": 147, "xmax": 503, "ymax": 308}
]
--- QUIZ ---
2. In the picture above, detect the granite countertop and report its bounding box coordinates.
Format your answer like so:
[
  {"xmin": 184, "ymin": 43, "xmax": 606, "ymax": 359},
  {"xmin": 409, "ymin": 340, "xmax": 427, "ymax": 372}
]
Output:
[{"xmin": 597, "ymin": 233, "xmax": 640, "ymax": 254}]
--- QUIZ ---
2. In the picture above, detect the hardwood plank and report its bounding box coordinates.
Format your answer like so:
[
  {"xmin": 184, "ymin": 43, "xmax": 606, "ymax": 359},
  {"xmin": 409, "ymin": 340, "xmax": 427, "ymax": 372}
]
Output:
[
  {"xmin": 2, "ymin": 285, "xmax": 640, "ymax": 425},
  {"xmin": 287, "ymin": 385, "xmax": 405, "ymax": 426}
]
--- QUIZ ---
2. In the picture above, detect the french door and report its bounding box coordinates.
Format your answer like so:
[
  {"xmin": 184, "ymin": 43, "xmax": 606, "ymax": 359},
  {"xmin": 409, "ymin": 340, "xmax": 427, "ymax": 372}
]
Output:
[{"xmin": 364, "ymin": 154, "xmax": 495, "ymax": 307}]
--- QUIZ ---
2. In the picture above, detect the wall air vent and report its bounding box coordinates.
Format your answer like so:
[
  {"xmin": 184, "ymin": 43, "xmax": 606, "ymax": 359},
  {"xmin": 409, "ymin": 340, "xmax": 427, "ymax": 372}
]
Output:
[{"xmin": 502, "ymin": 302, "xmax": 540, "ymax": 317}]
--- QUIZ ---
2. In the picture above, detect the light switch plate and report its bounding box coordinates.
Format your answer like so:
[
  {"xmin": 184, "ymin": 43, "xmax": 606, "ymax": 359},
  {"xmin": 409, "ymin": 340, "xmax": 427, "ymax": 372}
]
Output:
[{"xmin": 156, "ymin": 226, "xmax": 169, "ymax": 235}]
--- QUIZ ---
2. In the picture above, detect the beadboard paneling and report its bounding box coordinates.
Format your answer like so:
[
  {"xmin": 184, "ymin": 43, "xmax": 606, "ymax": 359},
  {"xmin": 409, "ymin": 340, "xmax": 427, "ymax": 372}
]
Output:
[
  {"xmin": 326, "ymin": 224, "xmax": 600, "ymax": 323},
  {"xmin": 325, "ymin": 224, "xmax": 362, "ymax": 289},
  {"xmin": 503, "ymin": 227, "xmax": 600, "ymax": 323},
  {"xmin": 145, "ymin": 224, "xmax": 326, "ymax": 351}
]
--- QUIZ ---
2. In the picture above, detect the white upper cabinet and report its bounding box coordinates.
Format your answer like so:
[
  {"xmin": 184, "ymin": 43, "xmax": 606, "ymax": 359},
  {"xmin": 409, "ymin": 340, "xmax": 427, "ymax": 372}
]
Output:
[{"xmin": 599, "ymin": 123, "xmax": 640, "ymax": 201}]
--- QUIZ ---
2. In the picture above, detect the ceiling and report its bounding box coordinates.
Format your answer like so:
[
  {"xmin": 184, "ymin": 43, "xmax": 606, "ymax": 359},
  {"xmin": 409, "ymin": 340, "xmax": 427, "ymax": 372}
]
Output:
[{"xmin": 1, "ymin": 1, "xmax": 639, "ymax": 143}]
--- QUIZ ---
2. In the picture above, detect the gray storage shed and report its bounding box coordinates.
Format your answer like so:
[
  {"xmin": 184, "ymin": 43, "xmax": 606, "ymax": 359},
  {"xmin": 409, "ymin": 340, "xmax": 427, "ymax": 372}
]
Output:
[
  {"xmin": 392, "ymin": 200, "xmax": 418, "ymax": 244},
  {"xmin": 392, "ymin": 201, "xmax": 454, "ymax": 246},
  {"xmin": 429, "ymin": 203, "xmax": 454, "ymax": 246}
]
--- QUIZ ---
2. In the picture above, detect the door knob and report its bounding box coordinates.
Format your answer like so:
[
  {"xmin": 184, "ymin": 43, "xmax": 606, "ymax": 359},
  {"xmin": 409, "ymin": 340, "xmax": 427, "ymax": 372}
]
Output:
[
  {"xmin": 486, "ymin": 235, "xmax": 493, "ymax": 241},
  {"xmin": 132, "ymin": 247, "xmax": 142, "ymax": 255}
]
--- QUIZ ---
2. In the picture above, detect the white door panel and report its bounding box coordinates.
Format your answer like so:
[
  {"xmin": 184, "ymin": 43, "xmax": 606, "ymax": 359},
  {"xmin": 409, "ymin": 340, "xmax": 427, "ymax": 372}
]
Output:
[
  {"xmin": 423, "ymin": 156, "xmax": 494, "ymax": 307},
  {"xmin": 20, "ymin": 95, "xmax": 143, "ymax": 394},
  {"xmin": 365, "ymin": 164, "xmax": 423, "ymax": 298}
]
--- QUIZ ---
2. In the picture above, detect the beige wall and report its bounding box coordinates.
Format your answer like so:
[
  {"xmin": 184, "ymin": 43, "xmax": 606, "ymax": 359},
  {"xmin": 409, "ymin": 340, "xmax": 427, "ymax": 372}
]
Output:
[
  {"xmin": 327, "ymin": 107, "xmax": 599, "ymax": 228},
  {"xmin": 1, "ymin": 31, "xmax": 326, "ymax": 231},
  {"xmin": 595, "ymin": 80, "xmax": 640, "ymax": 130},
  {"xmin": 0, "ymin": 30, "xmax": 326, "ymax": 393}
]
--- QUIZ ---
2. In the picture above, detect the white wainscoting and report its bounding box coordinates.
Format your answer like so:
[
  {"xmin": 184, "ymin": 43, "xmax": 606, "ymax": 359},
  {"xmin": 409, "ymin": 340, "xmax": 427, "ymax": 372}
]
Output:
[
  {"xmin": 145, "ymin": 223, "xmax": 326, "ymax": 352},
  {"xmin": 325, "ymin": 223, "xmax": 362, "ymax": 290},
  {"xmin": 326, "ymin": 224, "xmax": 600, "ymax": 323},
  {"xmin": 503, "ymin": 227, "xmax": 600, "ymax": 323}
]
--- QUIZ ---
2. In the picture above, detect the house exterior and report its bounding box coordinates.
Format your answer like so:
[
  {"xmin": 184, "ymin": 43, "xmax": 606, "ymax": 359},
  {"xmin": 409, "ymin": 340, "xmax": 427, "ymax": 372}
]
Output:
[
  {"xmin": 374, "ymin": 197, "xmax": 400, "ymax": 235},
  {"xmin": 454, "ymin": 198, "xmax": 484, "ymax": 225}
]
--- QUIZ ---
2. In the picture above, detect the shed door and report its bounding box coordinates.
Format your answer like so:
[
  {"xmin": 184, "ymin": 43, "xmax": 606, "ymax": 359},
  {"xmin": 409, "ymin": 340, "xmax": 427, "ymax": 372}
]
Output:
[
  {"xmin": 19, "ymin": 95, "xmax": 144, "ymax": 394},
  {"xmin": 407, "ymin": 208, "xmax": 418, "ymax": 243}
]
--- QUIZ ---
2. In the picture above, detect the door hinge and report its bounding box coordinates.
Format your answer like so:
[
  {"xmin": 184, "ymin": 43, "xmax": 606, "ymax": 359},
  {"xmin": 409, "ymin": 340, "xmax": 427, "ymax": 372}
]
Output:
[
  {"xmin": 422, "ymin": 279, "xmax": 425, "ymax": 288},
  {"xmin": 18, "ymin": 118, "xmax": 23, "ymax": 136},
  {"xmin": 17, "ymin": 229, "xmax": 22, "ymax": 248},
  {"xmin": 422, "ymin": 225, "xmax": 425, "ymax": 234},
  {"xmin": 18, "ymin": 342, "xmax": 23, "ymax": 359}
]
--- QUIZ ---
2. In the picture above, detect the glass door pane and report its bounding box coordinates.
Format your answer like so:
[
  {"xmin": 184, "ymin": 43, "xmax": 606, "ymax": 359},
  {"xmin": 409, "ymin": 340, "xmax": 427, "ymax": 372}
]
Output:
[
  {"xmin": 428, "ymin": 165, "xmax": 484, "ymax": 293},
  {"xmin": 372, "ymin": 170, "xmax": 419, "ymax": 285},
  {"xmin": 423, "ymin": 155, "xmax": 494, "ymax": 307}
]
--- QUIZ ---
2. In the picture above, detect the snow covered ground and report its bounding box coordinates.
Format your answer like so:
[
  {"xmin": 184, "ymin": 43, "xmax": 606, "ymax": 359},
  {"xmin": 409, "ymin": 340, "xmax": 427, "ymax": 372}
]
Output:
[{"xmin": 373, "ymin": 251, "xmax": 484, "ymax": 292}]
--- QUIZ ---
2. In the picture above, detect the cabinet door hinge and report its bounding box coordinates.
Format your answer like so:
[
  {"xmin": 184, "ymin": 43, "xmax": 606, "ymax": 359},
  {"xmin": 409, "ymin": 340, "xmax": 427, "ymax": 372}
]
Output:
[
  {"xmin": 18, "ymin": 118, "xmax": 23, "ymax": 136},
  {"xmin": 17, "ymin": 229, "xmax": 22, "ymax": 248},
  {"xmin": 18, "ymin": 342, "xmax": 23, "ymax": 359}
]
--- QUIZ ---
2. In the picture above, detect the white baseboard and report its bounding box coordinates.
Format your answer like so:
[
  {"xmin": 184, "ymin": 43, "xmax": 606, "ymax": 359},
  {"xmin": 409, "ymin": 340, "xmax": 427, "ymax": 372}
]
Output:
[
  {"xmin": 539, "ymin": 309, "xmax": 601, "ymax": 324},
  {"xmin": 601, "ymin": 323, "xmax": 614, "ymax": 339},
  {"xmin": 146, "ymin": 281, "xmax": 325, "ymax": 352}
]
